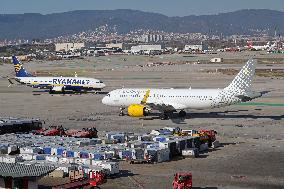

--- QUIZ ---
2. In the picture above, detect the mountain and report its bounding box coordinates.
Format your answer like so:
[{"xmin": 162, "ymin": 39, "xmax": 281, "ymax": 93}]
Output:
[{"xmin": 0, "ymin": 9, "xmax": 283, "ymax": 39}]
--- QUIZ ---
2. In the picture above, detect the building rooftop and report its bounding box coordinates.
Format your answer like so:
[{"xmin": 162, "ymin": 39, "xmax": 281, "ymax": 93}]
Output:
[{"xmin": 0, "ymin": 163, "xmax": 55, "ymax": 178}]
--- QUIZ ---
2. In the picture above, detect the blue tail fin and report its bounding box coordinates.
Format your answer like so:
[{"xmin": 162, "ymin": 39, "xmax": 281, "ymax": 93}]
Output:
[{"xmin": 12, "ymin": 56, "xmax": 34, "ymax": 77}]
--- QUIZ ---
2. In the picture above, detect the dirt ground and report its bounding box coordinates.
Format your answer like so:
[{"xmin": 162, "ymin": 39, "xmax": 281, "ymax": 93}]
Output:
[{"xmin": 0, "ymin": 52, "xmax": 283, "ymax": 189}]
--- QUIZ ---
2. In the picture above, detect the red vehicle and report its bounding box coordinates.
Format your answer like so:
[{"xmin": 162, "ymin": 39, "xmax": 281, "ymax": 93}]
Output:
[
  {"xmin": 66, "ymin": 127, "xmax": 98, "ymax": 138},
  {"xmin": 89, "ymin": 171, "xmax": 107, "ymax": 187},
  {"xmin": 41, "ymin": 126, "xmax": 65, "ymax": 136},
  {"xmin": 172, "ymin": 172, "xmax": 192, "ymax": 189}
]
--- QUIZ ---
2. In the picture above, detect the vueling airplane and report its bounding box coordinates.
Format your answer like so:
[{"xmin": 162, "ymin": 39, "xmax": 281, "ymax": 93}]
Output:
[
  {"xmin": 12, "ymin": 56, "xmax": 105, "ymax": 93},
  {"xmin": 102, "ymin": 59, "xmax": 266, "ymax": 119}
]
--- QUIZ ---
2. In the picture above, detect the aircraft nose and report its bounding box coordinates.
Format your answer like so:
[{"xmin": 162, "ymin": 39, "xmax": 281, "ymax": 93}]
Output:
[
  {"xmin": 102, "ymin": 96, "xmax": 108, "ymax": 105},
  {"xmin": 101, "ymin": 83, "xmax": 106, "ymax": 88}
]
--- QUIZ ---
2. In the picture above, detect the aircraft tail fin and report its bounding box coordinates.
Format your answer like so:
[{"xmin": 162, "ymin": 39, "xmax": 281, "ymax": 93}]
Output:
[
  {"xmin": 224, "ymin": 59, "xmax": 257, "ymax": 94},
  {"xmin": 12, "ymin": 56, "xmax": 34, "ymax": 77}
]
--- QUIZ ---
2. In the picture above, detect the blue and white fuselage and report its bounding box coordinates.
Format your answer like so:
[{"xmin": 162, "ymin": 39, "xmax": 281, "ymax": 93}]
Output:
[
  {"xmin": 12, "ymin": 56, "xmax": 105, "ymax": 92},
  {"xmin": 16, "ymin": 76, "xmax": 105, "ymax": 91}
]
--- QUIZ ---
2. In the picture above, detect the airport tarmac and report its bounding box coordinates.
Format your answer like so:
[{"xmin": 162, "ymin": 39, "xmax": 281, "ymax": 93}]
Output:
[{"xmin": 0, "ymin": 52, "xmax": 284, "ymax": 189}]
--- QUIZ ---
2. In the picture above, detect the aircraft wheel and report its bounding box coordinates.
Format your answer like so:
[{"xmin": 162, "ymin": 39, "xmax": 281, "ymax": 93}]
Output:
[
  {"xmin": 160, "ymin": 113, "xmax": 169, "ymax": 120},
  {"xmin": 178, "ymin": 110, "xmax": 187, "ymax": 117}
]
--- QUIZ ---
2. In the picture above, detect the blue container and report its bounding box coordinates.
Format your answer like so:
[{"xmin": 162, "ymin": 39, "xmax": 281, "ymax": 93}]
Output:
[
  {"xmin": 154, "ymin": 137, "xmax": 167, "ymax": 142},
  {"xmin": 93, "ymin": 153, "xmax": 104, "ymax": 160},
  {"xmin": 159, "ymin": 130, "xmax": 172, "ymax": 135},
  {"xmin": 67, "ymin": 151, "xmax": 75, "ymax": 157},
  {"xmin": 43, "ymin": 147, "xmax": 51, "ymax": 155},
  {"xmin": 57, "ymin": 148, "xmax": 65, "ymax": 156},
  {"xmin": 36, "ymin": 155, "xmax": 46, "ymax": 160},
  {"xmin": 104, "ymin": 152, "xmax": 113, "ymax": 159},
  {"xmin": 80, "ymin": 152, "xmax": 89, "ymax": 158},
  {"xmin": 119, "ymin": 150, "xmax": 132, "ymax": 159}
]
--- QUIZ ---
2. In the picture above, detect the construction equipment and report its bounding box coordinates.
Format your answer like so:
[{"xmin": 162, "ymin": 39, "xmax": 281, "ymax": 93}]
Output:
[
  {"xmin": 172, "ymin": 172, "xmax": 192, "ymax": 189},
  {"xmin": 198, "ymin": 130, "xmax": 217, "ymax": 146},
  {"xmin": 185, "ymin": 129, "xmax": 217, "ymax": 147}
]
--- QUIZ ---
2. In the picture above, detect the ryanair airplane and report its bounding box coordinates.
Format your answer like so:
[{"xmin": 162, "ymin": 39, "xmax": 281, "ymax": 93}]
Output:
[
  {"xmin": 12, "ymin": 56, "xmax": 105, "ymax": 93},
  {"xmin": 102, "ymin": 59, "xmax": 266, "ymax": 119}
]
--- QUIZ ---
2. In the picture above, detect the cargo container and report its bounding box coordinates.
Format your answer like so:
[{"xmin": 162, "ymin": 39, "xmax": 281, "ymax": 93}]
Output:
[
  {"xmin": 118, "ymin": 150, "xmax": 132, "ymax": 159},
  {"xmin": 182, "ymin": 148, "xmax": 199, "ymax": 158},
  {"xmin": 2, "ymin": 155, "xmax": 23, "ymax": 163},
  {"xmin": 159, "ymin": 140, "xmax": 178, "ymax": 158},
  {"xmin": 131, "ymin": 148, "xmax": 144, "ymax": 160}
]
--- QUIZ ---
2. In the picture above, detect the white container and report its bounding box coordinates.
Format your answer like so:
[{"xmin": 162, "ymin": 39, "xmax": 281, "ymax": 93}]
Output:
[
  {"xmin": 56, "ymin": 166, "xmax": 69, "ymax": 173},
  {"xmin": 19, "ymin": 154, "xmax": 34, "ymax": 161},
  {"xmin": 96, "ymin": 161, "xmax": 119, "ymax": 175},
  {"xmin": 82, "ymin": 158, "xmax": 92, "ymax": 165},
  {"xmin": 51, "ymin": 148, "xmax": 58, "ymax": 155},
  {"xmin": 59, "ymin": 157, "xmax": 75, "ymax": 164},
  {"xmin": 46, "ymin": 156, "xmax": 59, "ymax": 163},
  {"xmin": 182, "ymin": 148, "xmax": 199, "ymax": 158},
  {"xmin": 74, "ymin": 151, "xmax": 81, "ymax": 158},
  {"xmin": 3, "ymin": 155, "xmax": 23, "ymax": 163},
  {"xmin": 20, "ymin": 147, "xmax": 42, "ymax": 154}
]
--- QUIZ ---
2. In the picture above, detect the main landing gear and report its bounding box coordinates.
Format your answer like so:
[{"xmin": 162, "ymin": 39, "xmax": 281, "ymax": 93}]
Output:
[
  {"xmin": 159, "ymin": 113, "xmax": 169, "ymax": 120},
  {"xmin": 178, "ymin": 110, "xmax": 187, "ymax": 118},
  {"xmin": 119, "ymin": 107, "xmax": 125, "ymax": 116}
]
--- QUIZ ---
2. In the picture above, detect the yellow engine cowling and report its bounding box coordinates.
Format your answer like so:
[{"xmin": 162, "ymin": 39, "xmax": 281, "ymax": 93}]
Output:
[{"xmin": 127, "ymin": 104, "xmax": 148, "ymax": 117}]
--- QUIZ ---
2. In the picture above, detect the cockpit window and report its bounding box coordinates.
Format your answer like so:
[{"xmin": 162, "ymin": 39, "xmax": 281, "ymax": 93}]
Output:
[
  {"xmin": 106, "ymin": 93, "xmax": 110, "ymax": 97},
  {"xmin": 99, "ymin": 81, "xmax": 103, "ymax": 83}
]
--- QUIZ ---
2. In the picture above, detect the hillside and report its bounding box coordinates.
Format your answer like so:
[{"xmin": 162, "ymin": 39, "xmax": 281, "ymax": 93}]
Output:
[{"xmin": 0, "ymin": 9, "xmax": 283, "ymax": 39}]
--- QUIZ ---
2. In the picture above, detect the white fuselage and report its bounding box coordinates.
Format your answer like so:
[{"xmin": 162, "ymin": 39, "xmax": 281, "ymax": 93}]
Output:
[
  {"xmin": 16, "ymin": 77, "xmax": 106, "ymax": 90},
  {"xmin": 102, "ymin": 88, "xmax": 241, "ymax": 110}
]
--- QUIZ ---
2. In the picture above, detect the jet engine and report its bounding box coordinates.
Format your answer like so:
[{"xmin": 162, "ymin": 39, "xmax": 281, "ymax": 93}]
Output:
[
  {"xmin": 127, "ymin": 104, "xmax": 149, "ymax": 117},
  {"xmin": 50, "ymin": 86, "xmax": 65, "ymax": 93}
]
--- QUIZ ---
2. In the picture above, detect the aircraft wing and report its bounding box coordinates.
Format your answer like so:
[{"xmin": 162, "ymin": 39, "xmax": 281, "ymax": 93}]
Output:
[
  {"xmin": 145, "ymin": 102, "xmax": 187, "ymax": 112},
  {"xmin": 141, "ymin": 89, "xmax": 186, "ymax": 112}
]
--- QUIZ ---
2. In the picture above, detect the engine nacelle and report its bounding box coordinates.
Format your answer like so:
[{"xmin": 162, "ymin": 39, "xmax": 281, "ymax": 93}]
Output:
[
  {"xmin": 127, "ymin": 104, "xmax": 148, "ymax": 117},
  {"xmin": 52, "ymin": 86, "xmax": 64, "ymax": 92}
]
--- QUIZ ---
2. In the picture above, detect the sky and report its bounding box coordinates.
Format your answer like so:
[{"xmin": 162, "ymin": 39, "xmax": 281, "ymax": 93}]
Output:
[{"xmin": 0, "ymin": 0, "xmax": 283, "ymax": 16}]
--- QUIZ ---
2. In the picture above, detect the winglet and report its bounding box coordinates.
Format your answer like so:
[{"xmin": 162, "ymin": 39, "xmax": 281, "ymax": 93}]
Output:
[{"xmin": 141, "ymin": 89, "xmax": 150, "ymax": 104}]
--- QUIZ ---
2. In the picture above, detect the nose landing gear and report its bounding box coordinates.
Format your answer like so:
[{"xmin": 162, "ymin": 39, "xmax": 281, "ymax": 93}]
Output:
[{"xmin": 119, "ymin": 107, "xmax": 125, "ymax": 116}]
